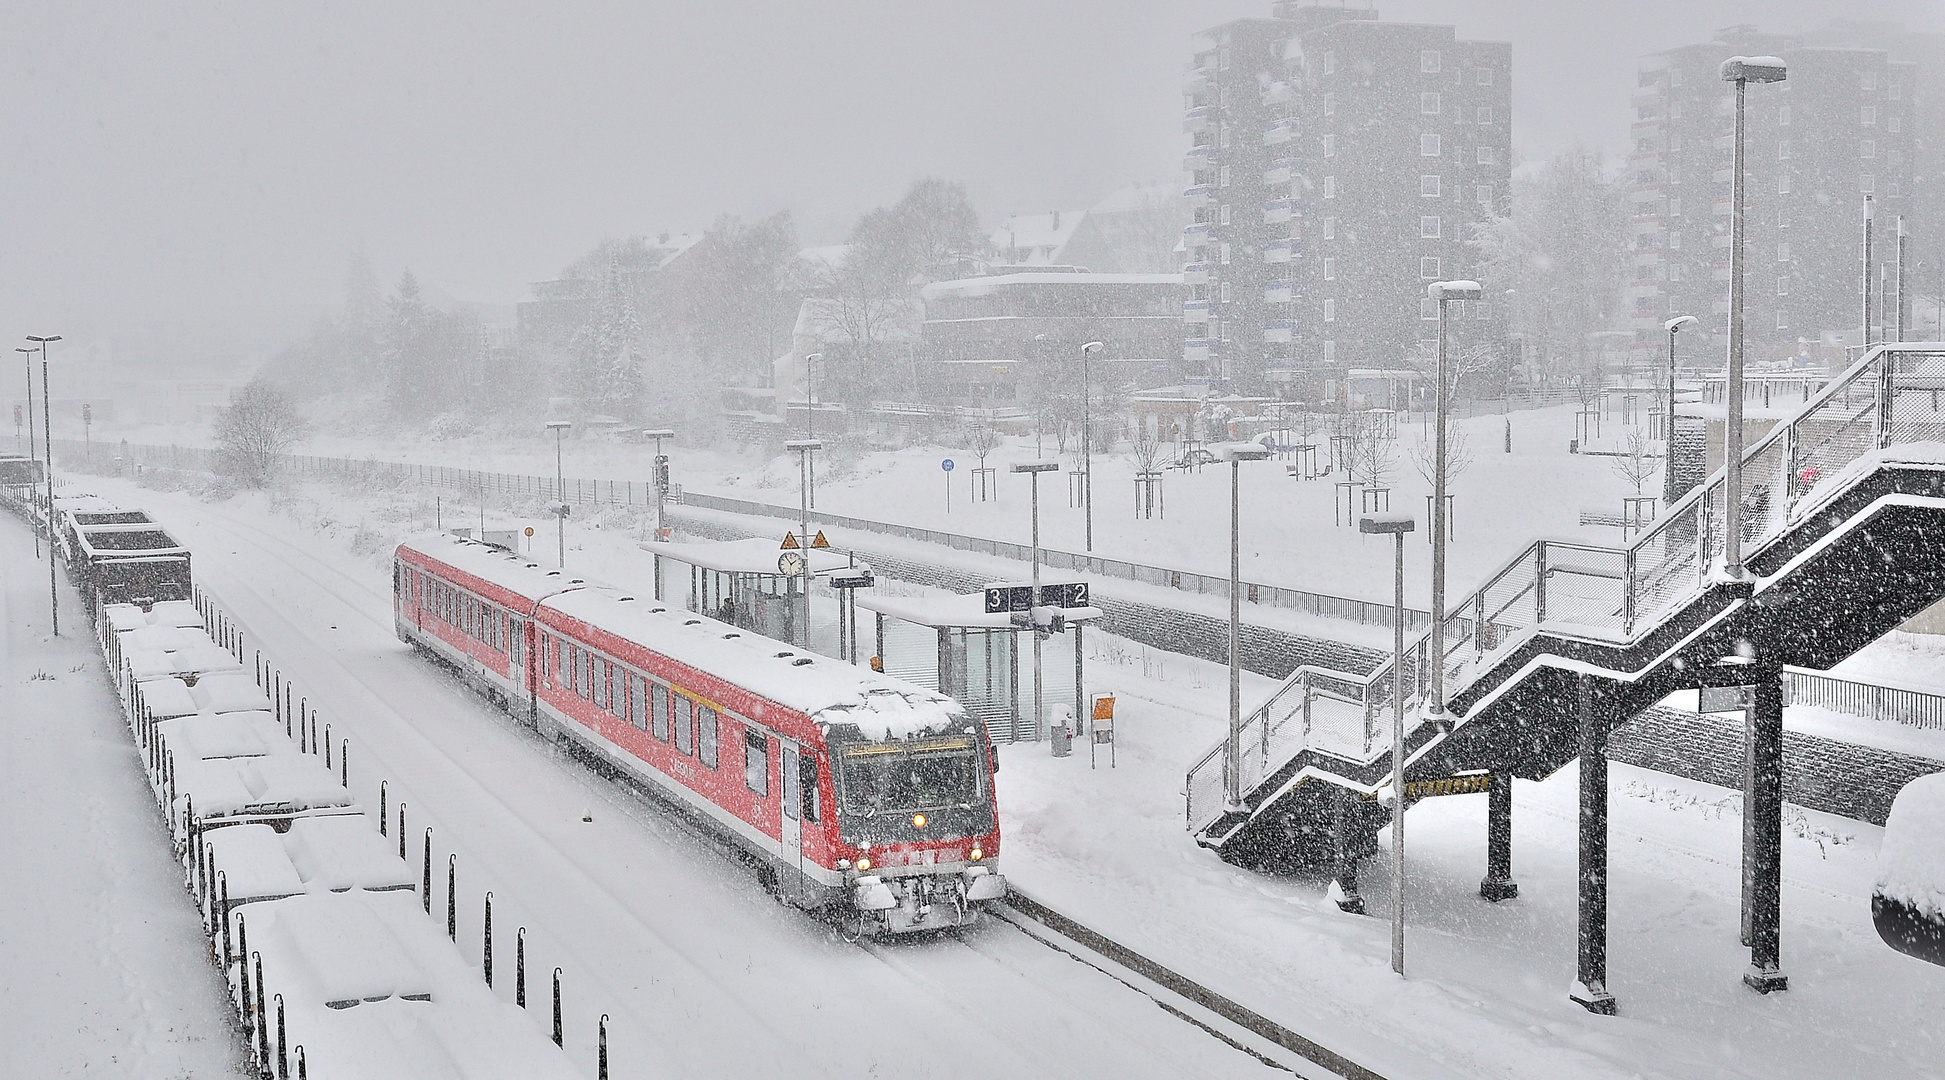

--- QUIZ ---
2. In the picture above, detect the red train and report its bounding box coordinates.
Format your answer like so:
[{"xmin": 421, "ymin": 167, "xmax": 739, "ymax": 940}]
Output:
[{"xmin": 393, "ymin": 534, "xmax": 1006, "ymax": 935}]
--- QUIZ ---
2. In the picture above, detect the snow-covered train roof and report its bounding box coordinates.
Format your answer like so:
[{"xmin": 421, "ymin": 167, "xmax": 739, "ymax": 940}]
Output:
[
  {"xmin": 544, "ymin": 586, "xmax": 970, "ymax": 742},
  {"xmin": 104, "ymin": 599, "xmax": 205, "ymax": 633},
  {"xmin": 397, "ymin": 533, "xmax": 583, "ymax": 605},
  {"xmin": 207, "ymin": 817, "xmax": 414, "ymax": 905},
  {"xmin": 137, "ymin": 668, "xmax": 270, "ymax": 720}
]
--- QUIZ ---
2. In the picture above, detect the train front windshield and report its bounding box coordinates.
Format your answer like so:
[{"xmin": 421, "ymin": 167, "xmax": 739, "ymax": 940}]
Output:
[{"xmin": 838, "ymin": 736, "xmax": 983, "ymax": 815}]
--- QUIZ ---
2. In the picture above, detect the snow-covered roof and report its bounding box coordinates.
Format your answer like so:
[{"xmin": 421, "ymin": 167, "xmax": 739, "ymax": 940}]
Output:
[
  {"xmin": 156, "ymin": 712, "xmax": 289, "ymax": 760},
  {"xmin": 166, "ymin": 752, "xmax": 356, "ymax": 828},
  {"xmin": 136, "ymin": 668, "xmax": 268, "ymax": 720},
  {"xmin": 398, "ymin": 534, "xmax": 582, "ymax": 607},
  {"xmin": 921, "ymin": 272, "xmax": 1182, "ymax": 300},
  {"xmin": 1087, "ymin": 182, "xmax": 1183, "ymax": 215},
  {"xmin": 991, "ymin": 211, "xmax": 1087, "ymax": 264},
  {"xmin": 1877, "ymin": 771, "xmax": 1945, "ymax": 918},
  {"xmin": 122, "ymin": 628, "xmax": 243, "ymax": 681},
  {"xmin": 208, "ymin": 818, "xmax": 414, "ymax": 905},
  {"xmin": 652, "ymin": 537, "xmax": 853, "ymax": 576},
  {"xmin": 105, "ymin": 600, "xmax": 204, "ymax": 633},
  {"xmin": 541, "ymin": 586, "xmax": 971, "ymax": 741}
]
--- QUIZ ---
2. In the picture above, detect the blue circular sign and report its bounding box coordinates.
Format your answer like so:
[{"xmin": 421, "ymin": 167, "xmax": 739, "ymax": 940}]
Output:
[{"xmin": 941, "ymin": 458, "xmax": 955, "ymax": 472}]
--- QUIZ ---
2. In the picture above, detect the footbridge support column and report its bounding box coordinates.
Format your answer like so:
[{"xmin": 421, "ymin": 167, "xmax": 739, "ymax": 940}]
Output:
[
  {"xmin": 1331, "ymin": 785, "xmax": 1366, "ymax": 915},
  {"xmin": 1571, "ymin": 674, "xmax": 1617, "ymax": 1015},
  {"xmin": 1479, "ymin": 772, "xmax": 1518, "ymax": 902},
  {"xmin": 1744, "ymin": 671, "xmax": 1789, "ymax": 993}
]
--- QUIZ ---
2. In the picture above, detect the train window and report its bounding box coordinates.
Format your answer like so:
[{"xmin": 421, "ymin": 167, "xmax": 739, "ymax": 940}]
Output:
[
  {"xmin": 582, "ymin": 651, "xmax": 596, "ymax": 701},
  {"xmin": 650, "ymin": 684, "xmax": 669, "ymax": 741},
  {"xmin": 698, "ymin": 707, "xmax": 718, "ymax": 768},
  {"xmin": 511, "ymin": 620, "xmax": 524, "ymax": 666},
  {"xmin": 567, "ymin": 644, "xmax": 580, "ymax": 696},
  {"xmin": 782, "ymin": 748, "xmax": 799, "ymax": 820},
  {"xmin": 800, "ymin": 756, "xmax": 820, "ymax": 823},
  {"xmin": 674, "ymin": 696, "xmax": 694, "ymax": 754},
  {"xmin": 627, "ymin": 674, "xmax": 646, "ymax": 731},
  {"xmin": 744, "ymin": 731, "xmax": 769, "ymax": 797},
  {"xmin": 593, "ymin": 658, "xmax": 609, "ymax": 710},
  {"xmin": 555, "ymin": 636, "xmax": 566, "ymax": 684}
]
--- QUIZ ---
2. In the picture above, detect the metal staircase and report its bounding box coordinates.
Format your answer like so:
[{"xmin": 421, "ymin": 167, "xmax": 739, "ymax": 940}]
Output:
[{"xmin": 1188, "ymin": 343, "xmax": 1945, "ymax": 862}]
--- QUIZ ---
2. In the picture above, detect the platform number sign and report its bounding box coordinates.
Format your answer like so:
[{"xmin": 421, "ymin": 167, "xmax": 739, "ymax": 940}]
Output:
[{"xmin": 984, "ymin": 581, "xmax": 1088, "ymax": 613}]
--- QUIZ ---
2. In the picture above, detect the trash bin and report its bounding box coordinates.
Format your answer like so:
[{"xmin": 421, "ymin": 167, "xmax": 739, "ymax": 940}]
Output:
[{"xmin": 1049, "ymin": 704, "xmax": 1073, "ymax": 758}]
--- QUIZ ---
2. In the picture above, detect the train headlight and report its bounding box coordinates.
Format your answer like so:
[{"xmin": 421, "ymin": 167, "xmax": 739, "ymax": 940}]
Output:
[
  {"xmin": 855, "ymin": 857, "xmax": 871, "ymax": 872},
  {"xmin": 912, "ymin": 813, "xmax": 927, "ymax": 829},
  {"xmin": 970, "ymin": 847, "xmax": 983, "ymax": 861}
]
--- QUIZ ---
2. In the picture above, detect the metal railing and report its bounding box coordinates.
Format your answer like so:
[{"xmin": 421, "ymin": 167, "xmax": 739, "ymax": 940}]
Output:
[
  {"xmin": 1188, "ymin": 344, "xmax": 1945, "ymax": 832},
  {"xmin": 1786, "ymin": 668, "xmax": 1945, "ymax": 732}
]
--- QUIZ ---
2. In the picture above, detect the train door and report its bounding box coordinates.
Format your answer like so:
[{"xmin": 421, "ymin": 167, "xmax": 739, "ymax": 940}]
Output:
[{"xmin": 779, "ymin": 739, "xmax": 805, "ymax": 902}]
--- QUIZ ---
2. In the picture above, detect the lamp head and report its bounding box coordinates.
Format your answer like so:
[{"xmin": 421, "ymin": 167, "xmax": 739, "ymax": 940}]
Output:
[
  {"xmin": 1081, "ymin": 341, "xmax": 1105, "ymax": 356},
  {"xmin": 642, "ymin": 428, "xmax": 675, "ymax": 439},
  {"xmin": 26, "ymin": 335, "xmax": 61, "ymax": 343},
  {"xmin": 1665, "ymin": 315, "xmax": 1700, "ymax": 334},
  {"xmin": 1427, "ymin": 280, "xmax": 1481, "ymax": 301},
  {"xmin": 784, "ymin": 439, "xmax": 823, "ymax": 453},
  {"xmin": 1010, "ymin": 460, "xmax": 1060, "ymax": 474},
  {"xmin": 1720, "ymin": 56, "xmax": 1786, "ymax": 84},
  {"xmin": 1359, "ymin": 514, "xmax": 1416, "ymax": 535},
  {"xmin": 1214, "ymin": 441, "xmax": 1271, "ymax": 463},
  {"xmin": 804, "ymin": 352, "xmax": 822, "ymax": 363}
]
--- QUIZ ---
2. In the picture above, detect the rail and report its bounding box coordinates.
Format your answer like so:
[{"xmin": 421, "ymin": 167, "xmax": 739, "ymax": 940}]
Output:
[
  {"xmin": 1786, "ymin": 667, "xmax": 1945, "ymax": 732},
  {"xmin": 1187, "ymin": 343, "xmax": 1945, "ymax": 832}
]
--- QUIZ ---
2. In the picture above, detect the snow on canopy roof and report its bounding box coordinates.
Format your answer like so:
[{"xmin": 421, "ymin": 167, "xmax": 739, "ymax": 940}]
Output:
[
  {"xmin": 105, "ymin": 600, "xmax": 204, "ymax": 633},
  {"xmin": 542, "ymin": 586, "xmax": 971, "ymax": 741},
  {"xmin": 857, "ymin": 589, "xmax": 1102, "ymax": 630},
  {"xmin": 1877, "ymin": 772, "xmax": 1945, "ymax": 919},
  {"xmin": 654, "ymin": 536, "xmax": 852, "ymax": 576}
]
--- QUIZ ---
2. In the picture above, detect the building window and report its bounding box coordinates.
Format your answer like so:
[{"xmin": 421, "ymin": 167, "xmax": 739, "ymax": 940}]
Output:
[
  {"xmin": 1888, "ymin": 81, "xmax": 1902, "ymax": 101},
  {"xmin": 1323, "ymin": 340, "xmax": 1336, "ymax": 362},
  {"xmin": 1861, "ymin": 71, "xmax": 1877, "ymax": 92},
  {"xmin": 1861, "ymin": 106, "xmax": 1876, "ymax": 126},
  {"xmin": 1669, "ymin": 133, "xmax": 1683, "ymax": 152},
  {"xmin": 1669, "ymin": 197, "xmax": 1681, "ymax": 217},
  {"xmin": 1322, "ymin": 257, "xmax": 1336, "ymax": 280},
  {"xmin": 1889, "ymin": 178, "xmax": 1901, "ymax": 197},
  {"xmin": 1220, "ymin": 242, "xmax": 1231, "ymax": 264},
  {"xmin": 1668, "ymin": 167, "xmax": 1680, "ymax": 185},
  {"xmin": 1420, "ymin": 256, "xmax": 1440, "ymax": 279},
  {"xmin": 1219, "ymin": 203, "xmax": 1230, "ymax": 225},
  {"xmin": 1422, "ymin": 50, "xmax": 1441, "ymax": 73},
  {"xmin": 1220, "ymin": 281, "xmax": 1231, "ymax": 303},
  {"xmin": 1778, "ymin": 104, "xmax": 1791, "ymax": 126},
  {"xmin": 1475, "ymin": 184, "xmax": 1492, "ymax": 207},
  {"xmin": 1420, "ymin": 215, "xmax": 1441, "ymax": 239},
  {"xmin": 1476, "ymin": 145, "xmax": 1494, "ymax": 165},
  {"xmin": 1323, "ymin": 176, "xmax": 1336, "ymax": 198},
  {"xmin": 1670, "ymin": 264, "xmax": 1683, "ymax": 282},
  {"xmin": 1220, "ymin": 124, "xmax": 1230, "ymax": 149},
  {"xmin": 1777, "ymin": 175, "xmax": 1790, "ymax": 194},
  {"xmin": 1776, "ymin": 243, "xmax": 1790, "ymax": 262},
  {"xmin": 1777, "ymin": 140, "xmax": 1790, "ymax": 160},
  {"xmin": 1322, "ymin": 217, "xmax": 1336, "ymax": 238},
  {"xmin": 1421, "ymin": 175, "xmax": 1441, "ymax": 197},
  {"xmin": 1322, "ymin": 133, "xmax": 1335, "ymax": 157},
  {"xmin": 1322, "ymin": 92, "xmax": 1334, "ymax": 115},
  {"xmin": 1219, "ymin": 165, "xmax": 1230, "ymax": 187},
  {"xmin": 1421, "ymin": 92, "xmax": 1441, "ymax": 115},
  {"xmin": 1860, "ymin": 174, "xmax": 1875, "ymax": 194},
  {"xmin": 1476, "ymin": 106, "xmax": 1492, "ymax": 124},
  {"xmin": 1421, "ymin": 133, "xmax": 1441, "ymax": 157},
  {"xmin": 1669, "ymin": 101, "xmax": 1682, "ymax": 120},
  {"xmin": 1323, "ymin": 299, "xmax": 1336, "ymax": 322},
  {"xmin": 1420, "ymin": 297, "xmax": 1438, "ymax": 320},
  {"xmin": 1776, "ymin": 309, "xmax": 1789, "ymax": 330},
  {"xmin": 1475, "ymin": 68, "xmax": 1492, "ymax": 86},
  {"xmin": 1888, "ymin": 116, "xmax": 1901, "ymax": 133},
  {"xmin": 1669, "ymin": 232, "xmax": 1682, "ymax": 250},
  {"xmin": 1777, "ymin": 276, "xmax": 1789, "ymax": 296},
  {"xmin": 1860, "ymin": 140, "xmax": 1876, "ymax": 159},
  {"xmin": 1319, "ymin": 51, "xmax": 1335, "ymax": 76}
]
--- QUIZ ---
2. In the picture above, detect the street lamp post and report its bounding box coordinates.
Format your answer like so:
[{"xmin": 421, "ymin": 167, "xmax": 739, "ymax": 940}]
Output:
[
  {"xmin": 1010, "ymin": 460, "xmax": 1059, "ymax": 740},
  {"xmin": 1360, "ymin": 512, "xmax": 1415, "ymax": 975},
  {"xmin": 1218, "ymin": 442, "xmax": 1271, "ymax": 810},
  {"xmin": 544, "ymin": 421, "xmax": 572, "ymax": 568},
  {"xmin": 1664, "ymin": 316, "xmax": 1699, "ymax": 443},
  {"xmin": 27, "ymin": 335, "xmax": 61, "ymax": 635},
  {"xmin": 644, "ymin": 428, "xmax": 675, "ymax": 601},
  {"xmin": 1425, "ymin": 281, "xmax": 1479, "ymax": 723},
  {"xmin": 1081, "ymin": 341, "xmax": 1104, "ymax": 554},
  {"xmin": 803, "ymin": 353, "xmax": 822, "ymax": 510},
  {"xmin": 1720, "ymin": 56, "xmax": 1787, "ymax": 579},
  {"xmin": 17, "ymin": 349, "xmax": 38, "ymax": 559},
  {"xmin": 787, "ymin": 439, "xmax": 822, "ymax": 649}
]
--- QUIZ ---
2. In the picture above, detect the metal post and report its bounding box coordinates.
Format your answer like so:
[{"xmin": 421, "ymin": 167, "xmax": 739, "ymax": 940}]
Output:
[
  {"xmin": 1895, "ymin": 216, "xmax": 1907, "ymax": 343},
  {"xmin": 1481, "ymin": 772, "xmax": 1517, "ymax": 901},
  {"xmin": 40, "ymin": 355, "xmax": 56, "ymax": 635},
  {"xmin": 1744, "ymin": 672, "xmax": 1789, "ymax": 992},
  {"xmin": 552, "ymin": 968, "xmax": 563, "ymax": 1047},
  {"xmin": 1571, "ymin": 673, "xmax": 1616, "ymax": 1014},
  {"xmin": 599, "ymin": 1014, "xmax": 610, "ymax": 1080},
  {"xmin": 1724, "ymin": 77, "xmax": 1750, "ymax": 578},
  {"xmin": 1227, "ymin": 456, "xmax": 1242, "ymax": 809},
  {"xmin": 1031, "ymin": 470, "xmax": 1043, "ymax": 742},
  {"xmin": 23, "ymin": 356, "xmax": 36, "ymax": 559},
  {"xmin": 1430, "ymin": 303, "xmax": 1449, "ymax": 718},
  {"xmin": 447, "ymin": 853, "xmax": 456, "ymax": 939},
  {"xmin": 1862, "ymin": 196, "xmax": 1875, "ymax": 346},
  {"xmin": 422, "ymin": 828, "xmax": 432, "ymax": 913},
  {"xmin": 517, "ymin": 927, "xmax": 527, "ymax": 1007},
  {"xmin": 484, "ymin": 892, "xmax": 494, "ymax": 987},
  {"xmin": 1389, "ymin": 527, "xmax": 1407, "ymax": 973}
]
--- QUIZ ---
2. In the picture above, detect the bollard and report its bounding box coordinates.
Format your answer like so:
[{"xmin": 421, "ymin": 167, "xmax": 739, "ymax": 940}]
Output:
[
  {"xmin": 236, "ymin": 914, "xmax": 250, "ymax": 1019},
  {"xmin": 220, "ymin": 872, "xmax": 232, "ymax": 970},
  {"xmin": 399, "ymin": 805, "xmax": 407, "ymax": 860},
  {"xmin": 447, "ymin": 854, "xmax": 456, "ymax": 940},
  {"xmin": 484, "ymin": 892, "xmax": 494, "ymax": 987},
  {"xmin": 422, "ymin": 829, "xmax": 432, "ymax": 914},
  {"xmin": 276, "ymin": 993, "xmax": 287, "ymax": 1080},
  {"xmin": 296, "ymin": 1046, "xmax": 306, "ymax": 1080},
  {"xmin": 552, "ymin": 968, "xmax": 563, "ymax": 1046},
  {"xmin": 324, "ymin": 723, "xmax": 331, "ymax": 769},
  {"xmin": 339, "ymin": 741, "xmax": 347, "ymax": 788},
  {"xmin": 517, "ymin": 928, "xmax": 527, "ymax": 1007},
  {"xmin": 379, "ymin": 782, "xmax": 387, "ymax": 834},
  {"xmin": 599, "ymin": 1014, "xmax": 609, "ymax": 1080},
  {"xmin": 254, "ymin": 953, "xmax": 268, "ymax": 1068}
]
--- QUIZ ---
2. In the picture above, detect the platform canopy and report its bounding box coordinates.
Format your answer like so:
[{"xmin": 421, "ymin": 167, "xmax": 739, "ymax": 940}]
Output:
[
  {"xmin": 654, "ymin": 536, "xmax": 853, "ymax": 577},
  {"xmin": 856, "ymin": 589, "xmax": 1101, "ymax": 630}
]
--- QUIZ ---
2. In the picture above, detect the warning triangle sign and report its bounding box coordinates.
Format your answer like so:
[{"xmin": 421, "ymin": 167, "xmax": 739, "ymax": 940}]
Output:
[
  {"xmin": 780, "ymin": 532, "xmax": 800, "ymax": 550},
  {"xmin": 810, "ymin": 531, "xmax": 831, "ymax": 549}
]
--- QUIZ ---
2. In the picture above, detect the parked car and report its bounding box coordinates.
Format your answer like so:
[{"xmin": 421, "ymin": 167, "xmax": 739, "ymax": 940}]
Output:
[{"xmin": 1169, "ymin": 448, "xmax": 1220, "ymax": 470}]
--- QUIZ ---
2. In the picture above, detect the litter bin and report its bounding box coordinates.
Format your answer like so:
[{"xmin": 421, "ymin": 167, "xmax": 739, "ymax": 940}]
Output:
[{"xmin": 1049, "ymin": 704, "xmax": 1073, "ymax": 758}]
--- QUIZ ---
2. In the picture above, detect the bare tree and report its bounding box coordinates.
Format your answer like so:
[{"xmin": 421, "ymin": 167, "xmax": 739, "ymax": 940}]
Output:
[
  {"xmin": 215, "ymin": 379, "xmax": 307, "ymax": 487},
  {"xmin": 1345, "ymin": 410, "xmax": 1397, "ymax": 490},
  {"xmin": 1128, "ymin": 420, "xmax": 1164, "ymax": 475},
  {"xmin": 1411, "ymin": 425, "xmax": 1474, "ymax": 488},
  {"xmin": 963, "ymin": 420, "xmax": 998, "ymax": 470},
  {"xmin": 1612, "ymin": 427, "xmax": 1659, "ymax": 494}
]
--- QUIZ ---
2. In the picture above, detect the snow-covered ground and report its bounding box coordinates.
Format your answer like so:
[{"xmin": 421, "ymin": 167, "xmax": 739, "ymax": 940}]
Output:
[
  {"xmin": 56, "ymin": 468, "xmax": 1945, "ymax": 1080},
  {"xmin": 0, "ymin": 517, "xmax": 247, "ymax": 1077}
]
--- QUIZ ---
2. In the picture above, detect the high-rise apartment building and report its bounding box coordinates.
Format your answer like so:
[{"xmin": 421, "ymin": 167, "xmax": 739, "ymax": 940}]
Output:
[
  {"xmin": 1631, "ymin": 28, "xmax": 1920, "ymax": 353},
  {"xmin": 1182, "ymin": 3, "xmax": 1510, "ymax": 400}
]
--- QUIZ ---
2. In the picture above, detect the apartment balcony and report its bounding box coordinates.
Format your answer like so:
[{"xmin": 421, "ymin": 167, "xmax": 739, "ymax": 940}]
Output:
[
  {"xmin": 1183, "ymin": 261, "xmax": 1212, "ymax": 286},
  {"xmin": 1264, "ymin": 158, "xmax": 1297, "ymax": 186},
  {"xmin": 1262, "ymin": 80, "xmax": 1295, "ymax": 105},
  {"xmin": 1265, "ymin": 281, "xmax": 1294, "ymax": 304},
  {"xmin": 1264, "ymin": 118, "xmax": 1297, "ymax": 145},
  {"xmin": 1184, "ymin": 145, "xmax": 1219, "ymax": 174},
  {"xmin": 1184, "ymin": 300, "xmax": 1213, "ymax": 324},
  {"xmin": 1264, "ymin": 238, "xmax": 1297, "ymax": 264},
  {"xmin": 1184, "ymin": 67, "xmax": 1213, "ymax": 97},
  {"xmin": 1185, "ymin": 338, "xmax": 1214, "ymax": 364},
  {"xmin": 1183, "ymin": 223, "xmax": 1217, "ymax": 248},
  {"xmin": 1263, "ymin": 199, "xmax": 1295, "ymax": 225},
  {"xmin": 1184, "ymin": 106, "xmax": 1216, "ymax": 134},
  {"xmin": 1263, "ymin": 320, "xmax": 1294, "ymax": 344},
  {"xmin": 1183, "ymin": 183, "xmax": 1217, "ymax": 208}
]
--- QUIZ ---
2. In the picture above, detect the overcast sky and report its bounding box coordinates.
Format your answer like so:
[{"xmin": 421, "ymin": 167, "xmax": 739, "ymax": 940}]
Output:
[{"xmin": 1, "ymin": 0, "xmax": 1938, "ymax": 371}]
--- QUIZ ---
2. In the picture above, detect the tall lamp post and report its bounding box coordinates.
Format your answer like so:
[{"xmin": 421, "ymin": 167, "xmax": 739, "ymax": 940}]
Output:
[
  {"xmin": 1080, "ymin": 341, "xmax": 1104, "ymax": 553},
  {"xmin": 26, "ymin": 335, "xmax": 61, "ymax": 635},
  {"xmin": 644, "ymin": 427, "xmax": 675, "ymax": 601},
  {"xmin": 1424, "ymin": 281, "xmax": 1479, "ymax": 723},
  {"xmin": 1720, "ymin": 56, "xmax": 1787, "ymax": 579},
  {"xmin": 803, "ymin": 353, "xmax": 821, "ymax": 509},
  {"xmin": 17, "ymin": 349, "xmax": 38, "ymax": 559},
  {"xmin": 544, "ymin": 420, "xmax": 572, "ymax": 568},
  {"xmin": 787, "ymin": 439, "xmax": 821, "ymax": 649},
  {"xmin": 1218, "ymin": 442, "xmax": 1270, "ymax": 810},
  {"xmin": 1010, "ymin": 460, "xmax": 1059, "ymax": 739},
  {"xmin": 1663, "ymin": 316, "xmax": 1698, "ymax": 442},
  {"xmin": 1360, "ymin": 512, "xmax": 1415, "ymax": 975}
]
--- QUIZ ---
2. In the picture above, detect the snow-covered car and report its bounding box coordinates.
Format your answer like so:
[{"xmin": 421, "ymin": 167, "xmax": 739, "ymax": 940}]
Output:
[{"xmin": 1168, "ymin": 448, "xmax": 1219, "ymax": 470}]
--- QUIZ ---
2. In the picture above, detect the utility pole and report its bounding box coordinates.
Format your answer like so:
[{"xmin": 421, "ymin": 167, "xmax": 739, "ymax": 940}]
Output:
[
  {"xmin": 27, "ymin": 336, "xmax": 62, "ymax": 634},
  {"xmin": 787, "ymin": 439, "xmax": 821, "ymax": 650},
  {"xmin": 545, "ymin": 421, "xmax": 572, "ymax": 568},
  {"xmin": 18, "ymin": 350, "xmax": 37, "ymax": 559},
  {"xmin": 1011, "ymin": 460, "xmax": 1059, "ymax": 740},
  {"xmin": 645, "ymin": 428, "xmax": 675, "ymax": 601},
  {"xmin": 1081, "ymin": 341, "xmax": 1103, "ymax": 554},
  {"xmin": 1720, "ymin": 56, "xmax": 1786, "ymax": 580}
]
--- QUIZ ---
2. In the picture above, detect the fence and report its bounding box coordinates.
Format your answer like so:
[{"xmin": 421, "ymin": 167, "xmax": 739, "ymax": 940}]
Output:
[
  {"xmin": 1786, "ymin": 668, "xmax": 1945, "ymax": 731},
  {"xmin": 53, "ymin": 438, "xmax": 1432, "ymax": 634}
]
